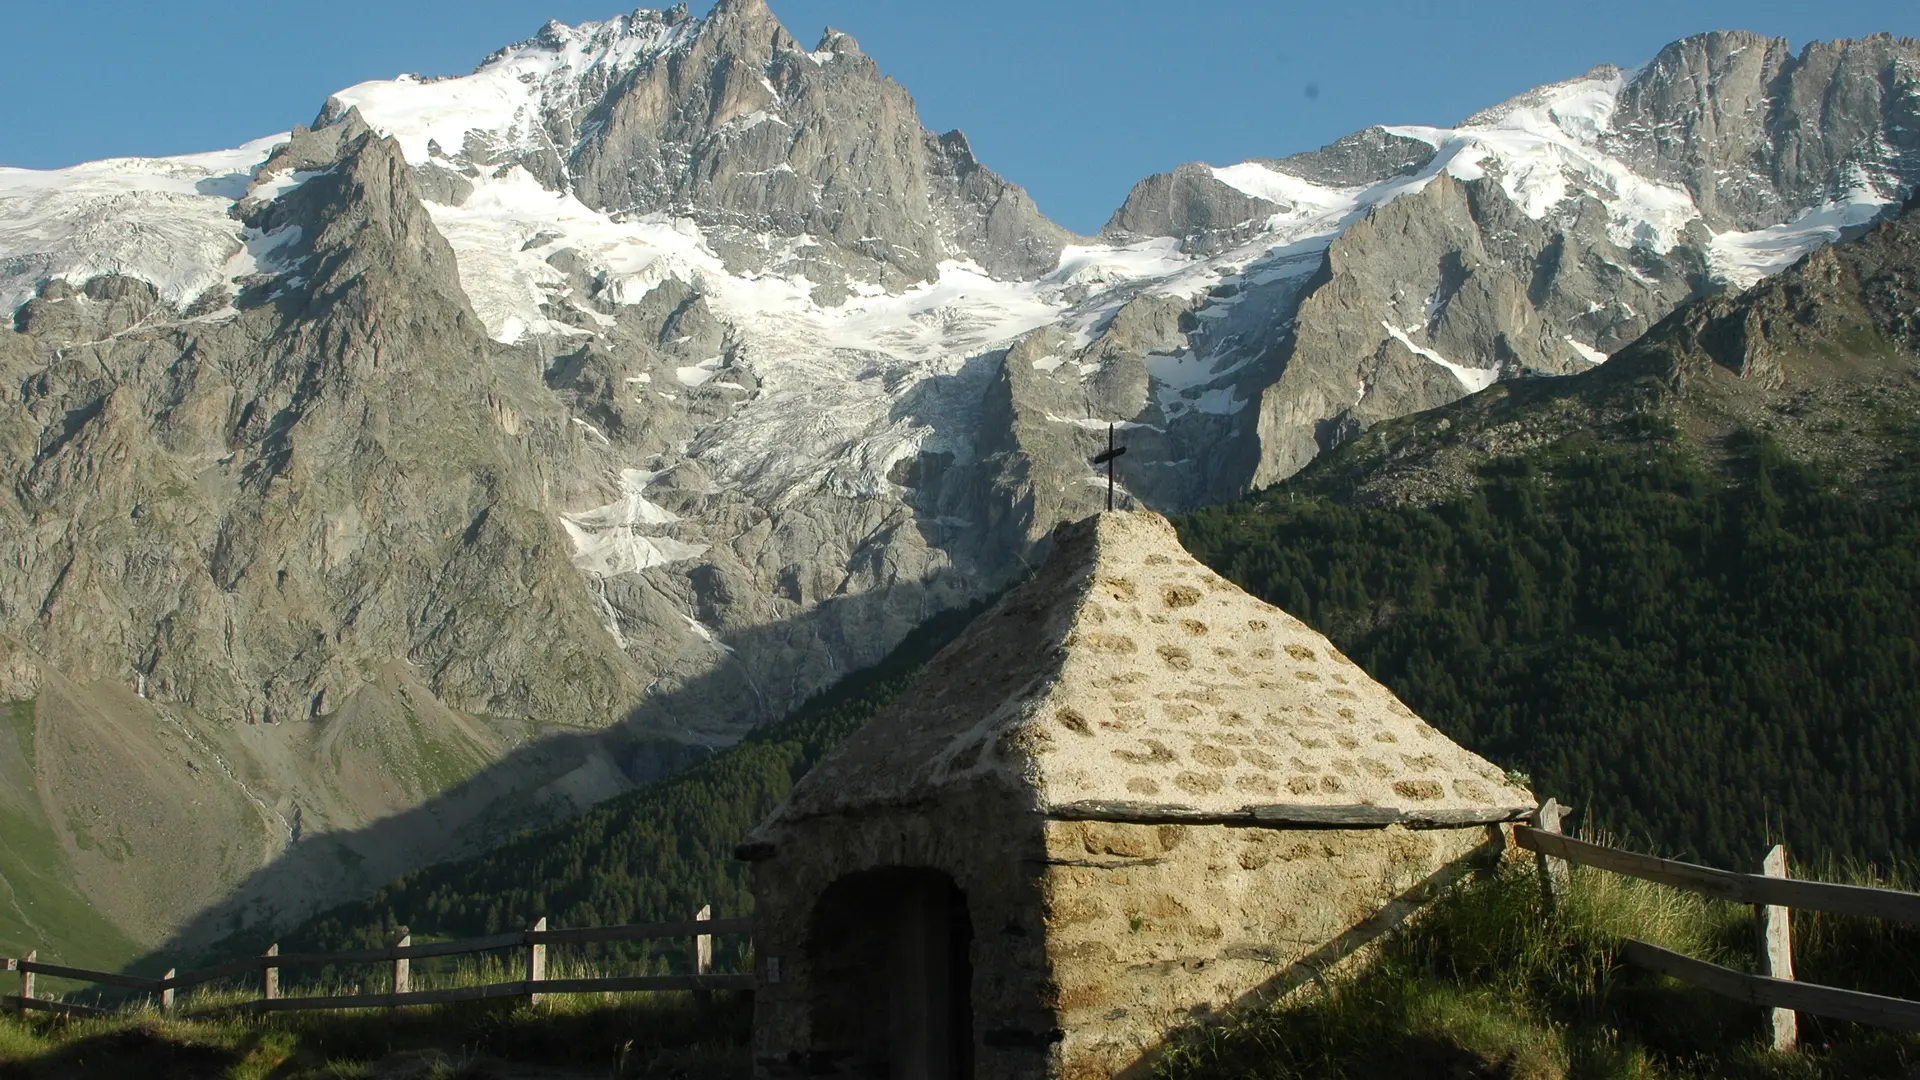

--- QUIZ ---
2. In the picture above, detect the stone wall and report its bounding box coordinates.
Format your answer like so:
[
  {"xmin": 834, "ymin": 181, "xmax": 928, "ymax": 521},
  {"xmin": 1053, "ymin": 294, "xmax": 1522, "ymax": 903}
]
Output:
[
  {"xmin": 1040, "ymin": 819, "xmax": 1497, "ymax": 1078},
  {"xmin": 748, "ymin": 795, "xmax": 1503, "ymax": 1078},
  {"xmin": 747, "ymin": 786, "xmax": 1057, "ymax": 1080}
]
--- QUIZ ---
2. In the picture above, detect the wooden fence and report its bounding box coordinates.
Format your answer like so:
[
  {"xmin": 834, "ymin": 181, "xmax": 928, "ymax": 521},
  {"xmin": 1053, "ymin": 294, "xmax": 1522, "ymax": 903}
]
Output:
[
  {"xmin": 19, "ymin": 805, "xmax": 1920, "ymax": 1041},
  {"xmin": 1517, "ymin": 798, "xmax": 1920, "ymax": 1050},
  {"xmin": 4, "ymin": 907, "xmax": 752, "ymax": 1019}
]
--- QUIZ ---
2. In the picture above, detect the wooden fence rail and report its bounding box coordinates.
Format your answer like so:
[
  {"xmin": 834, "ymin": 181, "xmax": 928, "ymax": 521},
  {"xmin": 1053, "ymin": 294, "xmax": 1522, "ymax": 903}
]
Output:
[
  {"xmin": 7, "ymin": 910, "xmax": 752, "ymax": 1018},
  {"xmin": 242, "ymin": 974, "xmax": 757, "ymax": 1015},
  {"xmin": 1514, "ymin": 826, "xmax": 1920, "ymax": 924},
  {"xmin": 1620, "ymin": 941, "xmax": 1920, "ymax": 1033},
  {"xmin": 1517, "ymin": 800, "xmax": 1920, "ymax": 1050}
]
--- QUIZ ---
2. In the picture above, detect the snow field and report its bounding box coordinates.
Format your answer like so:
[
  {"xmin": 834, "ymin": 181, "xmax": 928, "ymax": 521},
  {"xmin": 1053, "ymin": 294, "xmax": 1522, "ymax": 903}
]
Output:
[{"xmin": 0, "ymin": 135, "xmax": 293, "ymax": 315}]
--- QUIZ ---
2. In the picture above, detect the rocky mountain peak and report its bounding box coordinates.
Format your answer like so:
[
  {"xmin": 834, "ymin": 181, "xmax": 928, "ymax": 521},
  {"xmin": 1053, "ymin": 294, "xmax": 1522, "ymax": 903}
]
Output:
[
  {"xmin": 709, "ymin": 0, "xmax": 773, "ymax": 18},
  {"xmin": 314, "ymin": 2, "xmax": 1068, "ymax": 301},
  {"xmin": 1103, "ymin": 161, "xmax": 1281, "ymax": 254},
  {"xmin": 260, "ymin": 4, "xmax": 1084, "ymax": 338},
  {"xmin": 815, "ymin": 27, "xmax": 865, "ymax": 58},
  {"xmin": 692, "ymin": 0, "xmax": 794, "ymax": 59},
  {"xmin": 1607, "ymin": 30, "xmax": 1920, "ymax": 230},
  {"xmin": 1265, "ymin": 127, "xmax": 1437, "ymax": 188}
]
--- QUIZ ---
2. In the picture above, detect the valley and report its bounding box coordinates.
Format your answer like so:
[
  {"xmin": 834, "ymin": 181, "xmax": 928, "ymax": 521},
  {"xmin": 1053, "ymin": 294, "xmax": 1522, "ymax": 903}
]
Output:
[{"xmin": 0, "ymin": 0, "xmax": 1916, "ymax": 982}]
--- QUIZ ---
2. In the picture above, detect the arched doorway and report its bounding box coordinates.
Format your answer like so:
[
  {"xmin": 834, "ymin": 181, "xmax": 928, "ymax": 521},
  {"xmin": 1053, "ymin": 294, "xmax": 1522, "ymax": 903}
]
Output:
[{"xmin": 806, "ymin": 867, "xmax": 975, "ymax": 1079}]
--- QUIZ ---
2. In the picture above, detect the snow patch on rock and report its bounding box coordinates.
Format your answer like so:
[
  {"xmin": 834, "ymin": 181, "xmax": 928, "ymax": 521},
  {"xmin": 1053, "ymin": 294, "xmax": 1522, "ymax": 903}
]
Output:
[
  {"xmin": 1708, "ymin": 185, "xmax": 1895, "ymax": 289},
  {"xmin": 327, "ymin": 13, "xmax": 693, "ymax": 167},
  {"xmin": 1383, "ymin": 322, "xmax": 1499, "ymax": 393},
  {"xmin": 1564, "ymin": 335, "xmax": 1609, "ymax": 365},
  {"xmin": 561, "ymin": 469, "xmax": 709, "ymax": 578}
]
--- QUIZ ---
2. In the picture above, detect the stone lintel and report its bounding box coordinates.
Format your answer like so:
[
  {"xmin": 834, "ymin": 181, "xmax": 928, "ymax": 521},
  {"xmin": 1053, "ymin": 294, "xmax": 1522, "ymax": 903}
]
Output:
[{"xmin": 1045, "ymin": 799, "xmax": 1537, "ymax": 829}]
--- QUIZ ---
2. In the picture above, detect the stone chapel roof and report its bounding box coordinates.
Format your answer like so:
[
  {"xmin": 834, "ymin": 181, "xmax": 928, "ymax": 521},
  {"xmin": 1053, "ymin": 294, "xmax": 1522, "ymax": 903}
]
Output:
[{"xmin": 756, "ymin": 511, "xmax": 1535, "ymax": 835}]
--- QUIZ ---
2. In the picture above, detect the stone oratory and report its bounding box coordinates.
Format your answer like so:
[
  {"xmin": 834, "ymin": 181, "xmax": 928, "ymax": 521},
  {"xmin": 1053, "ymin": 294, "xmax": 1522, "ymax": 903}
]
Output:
[{"xmin": 739, "ymin": 511, "xmax": 1535, "ymax": 1079}]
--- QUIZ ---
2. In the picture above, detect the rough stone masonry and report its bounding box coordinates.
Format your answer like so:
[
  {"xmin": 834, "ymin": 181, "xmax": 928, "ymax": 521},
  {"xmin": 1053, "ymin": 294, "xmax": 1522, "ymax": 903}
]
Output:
[{"xmin": 740, "ymin": 510, "xmax": 1535, "ymax": 1078}]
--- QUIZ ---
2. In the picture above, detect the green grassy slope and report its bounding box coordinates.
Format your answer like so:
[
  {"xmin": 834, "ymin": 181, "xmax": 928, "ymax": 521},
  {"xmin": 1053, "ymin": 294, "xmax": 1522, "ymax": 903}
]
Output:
[
  {"xmin": 0, "ymin": 700, "xmax": 144, "ymax": 972},
  {"xmin": 0, "ymin": 989, "xmax": 748, "ymax": 1079},
  {"xmin": 1155, "ymin": 853, "xmax": 1920, "ymax": 1080}
]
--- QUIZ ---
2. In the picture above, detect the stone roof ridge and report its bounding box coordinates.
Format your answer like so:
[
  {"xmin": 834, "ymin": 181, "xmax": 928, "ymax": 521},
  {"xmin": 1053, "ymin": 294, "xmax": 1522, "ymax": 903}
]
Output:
[
  {"xmin": 1020, "ymin": 512, "xmax": 1534, "ymax": 819},
  {"xmin": 756, "ymin": 510, "xmax": 1535, "ymax": 834}
]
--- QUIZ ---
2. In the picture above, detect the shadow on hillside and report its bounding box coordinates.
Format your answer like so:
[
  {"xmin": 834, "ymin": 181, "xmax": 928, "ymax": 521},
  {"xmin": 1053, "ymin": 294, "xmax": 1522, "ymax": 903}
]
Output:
[
  {"xmin": 134, "ymin": 570, "xmax": 988, "ymax": 974},
  {"xmin": 2, "ymin": 991, "xmax": 752, "ymax": 1079},
  {"xmin": 111, "ymin": 301, "xmax": 1100, "ymax": 975},
  {"xmin": 124, "ymin": 302, "xmax": 1093, "ymax": 973},
  {"xmin": 127, "ymin": 305, "xmax": 1258, "ymax": 974}
]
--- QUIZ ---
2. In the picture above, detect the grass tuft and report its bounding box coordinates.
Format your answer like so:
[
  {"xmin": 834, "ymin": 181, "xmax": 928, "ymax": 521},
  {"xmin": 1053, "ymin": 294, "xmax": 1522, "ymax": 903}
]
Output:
[
  {"xmin": 1153, "ymin": 842, "xmax": 1920, "ymax": 1080},
  {"xmin": 0, "ymin": 988, "xmax": 748, "ymax": 1078}
]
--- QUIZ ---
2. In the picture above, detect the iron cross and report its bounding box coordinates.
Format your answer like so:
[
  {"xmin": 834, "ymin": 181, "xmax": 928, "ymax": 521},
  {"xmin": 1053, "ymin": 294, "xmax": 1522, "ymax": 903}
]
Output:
[{"xmin": 1091, "ymin": 423, "xmax": 1128, "ymax": 511}]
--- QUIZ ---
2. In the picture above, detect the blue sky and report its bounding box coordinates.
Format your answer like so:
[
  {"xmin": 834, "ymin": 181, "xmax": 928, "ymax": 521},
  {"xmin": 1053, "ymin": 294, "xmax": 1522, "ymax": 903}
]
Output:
[{"xmin": 4, "ymin": 1, "xmax": 1916, "ymax": 233}]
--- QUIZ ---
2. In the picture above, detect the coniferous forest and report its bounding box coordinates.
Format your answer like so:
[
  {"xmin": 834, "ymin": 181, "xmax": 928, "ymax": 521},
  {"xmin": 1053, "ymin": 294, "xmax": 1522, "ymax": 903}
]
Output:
[{"xmin": 1180, "ymin": 428, "xmax": 1920, "ymax": 870}]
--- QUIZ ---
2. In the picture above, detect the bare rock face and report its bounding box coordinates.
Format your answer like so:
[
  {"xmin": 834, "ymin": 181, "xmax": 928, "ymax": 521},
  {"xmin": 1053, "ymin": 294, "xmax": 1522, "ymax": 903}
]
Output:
[
  {"xmin": 1104, "ymin": 162, "xmax": 1281, "ymax": 254},
  {"xmin": 0, "ymin": 120, "xmax": 675, "ymax": 954},
  {"xmin": 4, "ymin": 120, "xmax": 640, "ymax": 735},
  {"xmin": 1627, "ymin": 191, "xmax": 1920, "ymax": 398},
  {"xmin": 1604, "ymin": 31, "xmax": 1920, "ymax": 230},
  {"xmin": 1285, "ymin": 194, "xmax": 1920, "ymax": 512},
  {"xmin": 1266, "ymin": 126, "xmax": 1439, "ymax": 187},
  {"xmin": 370, "ymin": 0, "xmax": 1073, "ymax": 301},
  {"xmin": 1250, "ymin": 173, "xmax": 1706, "ymax": 483}
]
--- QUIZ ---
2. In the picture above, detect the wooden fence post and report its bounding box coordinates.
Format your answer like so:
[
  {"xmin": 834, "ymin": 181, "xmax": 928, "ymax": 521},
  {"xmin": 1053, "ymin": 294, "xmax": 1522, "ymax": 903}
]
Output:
[
  {"xmin": 527, "ymin": 917, "xmax": 547, "ymax": 1006},
  {"xmin": 694, "ymin": 905, "xmax": 713, "ymax": 978},
  {"xmin": 391, "ymin": 934, "xmax": 410, "ymax": 1000},
  {"xmin": 263, "ymin": 944, "xmax": 279, "ymax": 1002},
  {"xmin": 1533, "ymin": 799, "xmax": 1570, "ymax": 911},
  {"xmin": 1758, "ymin": 844, "xmax": 1798, "ymax": 1052},
  {"xmin": 693, "ymin": 905, "xmax": 713, "ymax": 1012},
  {"xmin": 18, "ymin": 952, "xmax": 32, "ymax": 1013},
  {"xmin": 160, "ymin": 968, "xmax": 176, "ymax": 1013}
]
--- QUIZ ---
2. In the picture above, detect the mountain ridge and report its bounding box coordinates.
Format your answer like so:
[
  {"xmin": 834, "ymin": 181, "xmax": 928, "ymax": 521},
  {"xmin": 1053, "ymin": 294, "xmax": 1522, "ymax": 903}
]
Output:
[
  {"xmin": 2, "ymin": 7, "xmax": 1917, "ymax": 966},
  {"xmin": 1279, "ymin": 190, "xmax": 1920, "ymax": 510},
  {"xmin": 257, "ymin": 193, "xmax": 1920, "ymax": 975}
]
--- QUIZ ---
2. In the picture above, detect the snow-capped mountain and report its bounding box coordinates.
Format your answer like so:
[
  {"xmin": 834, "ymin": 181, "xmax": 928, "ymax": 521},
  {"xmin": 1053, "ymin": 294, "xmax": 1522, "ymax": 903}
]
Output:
[{"xmin": 1, "ymin": 1, "xmax": 1915, "ymax": 959}]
